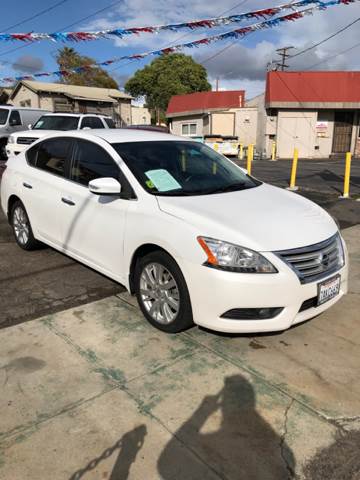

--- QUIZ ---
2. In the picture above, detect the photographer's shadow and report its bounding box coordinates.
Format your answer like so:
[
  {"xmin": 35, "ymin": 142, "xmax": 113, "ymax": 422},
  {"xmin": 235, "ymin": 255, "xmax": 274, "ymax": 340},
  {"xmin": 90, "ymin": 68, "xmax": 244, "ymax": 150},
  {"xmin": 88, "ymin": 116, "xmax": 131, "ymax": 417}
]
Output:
[{"xmin": 158, "ymin": 374, "xmax": 295, "ymax": 480}]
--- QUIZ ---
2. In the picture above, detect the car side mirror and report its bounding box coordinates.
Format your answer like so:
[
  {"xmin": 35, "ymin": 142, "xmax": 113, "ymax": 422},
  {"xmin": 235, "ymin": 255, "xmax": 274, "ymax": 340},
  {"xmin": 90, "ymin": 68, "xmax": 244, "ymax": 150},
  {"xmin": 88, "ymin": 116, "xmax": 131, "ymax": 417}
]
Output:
[
  {"xmin": 88, "ymin": 177, "xmax": 121, "ymax": 195},
  {"xmin": 28, "ymin": 124, "xmax": 32, "ymax": 130}
]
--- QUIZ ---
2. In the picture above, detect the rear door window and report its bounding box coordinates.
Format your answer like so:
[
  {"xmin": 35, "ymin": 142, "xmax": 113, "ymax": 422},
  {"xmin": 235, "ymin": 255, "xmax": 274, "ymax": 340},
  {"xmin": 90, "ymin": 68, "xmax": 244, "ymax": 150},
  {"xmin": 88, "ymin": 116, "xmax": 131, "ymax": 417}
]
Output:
[
  {"xmin": 80, "ymin": 117, "xmax": 105, "ymax": 129},
  {"xmin": 0, "ymin": 108, "xmax": 9, "ymax": 125},
  {"xmin": 33, "ymin": 138, "xmax": 72, "ymax": 177}
]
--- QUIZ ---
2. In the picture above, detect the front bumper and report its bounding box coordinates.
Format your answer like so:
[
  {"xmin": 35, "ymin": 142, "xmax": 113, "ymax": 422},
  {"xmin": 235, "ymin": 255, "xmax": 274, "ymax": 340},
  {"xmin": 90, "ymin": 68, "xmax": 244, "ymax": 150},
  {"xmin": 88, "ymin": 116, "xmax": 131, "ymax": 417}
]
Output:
[{"xmin": 180, "ymin": 239, "xmax": 349, "ymax": 333}]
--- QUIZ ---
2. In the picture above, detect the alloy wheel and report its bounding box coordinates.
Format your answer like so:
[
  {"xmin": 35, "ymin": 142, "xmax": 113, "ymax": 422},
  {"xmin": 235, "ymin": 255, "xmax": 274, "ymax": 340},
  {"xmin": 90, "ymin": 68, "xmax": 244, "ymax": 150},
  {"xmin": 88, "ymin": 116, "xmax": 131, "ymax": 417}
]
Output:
[
  {"xmin": 13, "ymin": 206, "xmax": 30, "ymax": 246},
  {"xmin": 139, "ymin": 262, "xmax": 180, "ymax": 324}
]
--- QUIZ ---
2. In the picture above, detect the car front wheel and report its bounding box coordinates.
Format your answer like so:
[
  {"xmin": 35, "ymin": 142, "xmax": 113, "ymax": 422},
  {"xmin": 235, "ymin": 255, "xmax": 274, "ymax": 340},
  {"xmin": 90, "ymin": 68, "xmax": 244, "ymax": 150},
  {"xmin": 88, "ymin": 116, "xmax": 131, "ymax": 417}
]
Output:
[
  {"xmin": 11, "ymin": 200, "xmax": 39, "ymax": 250},
  {"xmin": 134, "ymin": 250, "xmax": 194, "ymax": 333}
]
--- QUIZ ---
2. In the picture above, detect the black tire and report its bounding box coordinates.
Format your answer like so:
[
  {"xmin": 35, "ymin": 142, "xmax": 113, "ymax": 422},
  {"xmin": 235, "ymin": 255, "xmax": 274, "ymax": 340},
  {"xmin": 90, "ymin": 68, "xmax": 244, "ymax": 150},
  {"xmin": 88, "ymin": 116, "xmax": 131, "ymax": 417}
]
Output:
[
  {"xmin": 0, "ymin": 139, "xmax": 7, "ymax": 161},
  {"xmin": 10, "ymin": 200, "xmax": 39, "ymax": 250},
  {"xmin": 134, "ymin": 250, "xmax": 194, "ymax": 333}
]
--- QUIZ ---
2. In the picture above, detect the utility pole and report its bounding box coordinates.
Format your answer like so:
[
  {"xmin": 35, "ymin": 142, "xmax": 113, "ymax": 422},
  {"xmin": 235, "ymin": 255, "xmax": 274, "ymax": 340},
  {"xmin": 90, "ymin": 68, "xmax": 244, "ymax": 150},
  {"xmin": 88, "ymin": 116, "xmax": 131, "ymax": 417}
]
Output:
[
  {"xmin": 275, "ymin": 46, "xmax": 294, "ymax": 71},
  {"xmin": 215, "ymin": 78, "xmax": 219, "ymax": 91}
]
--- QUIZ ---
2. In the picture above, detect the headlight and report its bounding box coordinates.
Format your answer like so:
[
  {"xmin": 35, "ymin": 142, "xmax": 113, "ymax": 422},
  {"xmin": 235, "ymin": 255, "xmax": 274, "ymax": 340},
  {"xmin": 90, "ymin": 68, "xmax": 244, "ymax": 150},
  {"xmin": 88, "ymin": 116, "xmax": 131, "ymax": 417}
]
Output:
[
  {"xmin": 7, "ymin": 136, "xmax": 15, "ymax": 144},
  {"xmin": 197, "ymin": 236, "xmax": 278, "ymax": 273}
]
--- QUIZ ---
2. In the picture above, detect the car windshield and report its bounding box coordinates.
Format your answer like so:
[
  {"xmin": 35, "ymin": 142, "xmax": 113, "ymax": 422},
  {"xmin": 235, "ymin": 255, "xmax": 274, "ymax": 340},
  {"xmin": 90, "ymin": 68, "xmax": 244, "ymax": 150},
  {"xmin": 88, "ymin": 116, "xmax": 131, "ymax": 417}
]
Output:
[
  {"xmin": 0, "ymin": 108, "xmax": 9, "ymax": 125},
  {"xmin": 112, "ymin": 141, "xmax": 261, "ymax": 196},
  {"xmin": 33, "ymin": 115, "xmax": 79, "ymax": 130}
]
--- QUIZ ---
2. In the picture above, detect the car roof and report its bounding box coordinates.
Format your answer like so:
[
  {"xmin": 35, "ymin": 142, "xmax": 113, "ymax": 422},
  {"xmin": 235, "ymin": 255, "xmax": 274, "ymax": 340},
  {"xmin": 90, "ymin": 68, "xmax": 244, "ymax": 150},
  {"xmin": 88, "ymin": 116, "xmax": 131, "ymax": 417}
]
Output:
[
  {"xmin": 37, "ymin": 128, "xmax": 191, "ymax": 144},
  {"xmin": 42, "ymin": 113, "xmax": 111, "ymax": 118},
  {"xmin": 0, "ymin": 106, "xmax": 48, "ymax": 111}
]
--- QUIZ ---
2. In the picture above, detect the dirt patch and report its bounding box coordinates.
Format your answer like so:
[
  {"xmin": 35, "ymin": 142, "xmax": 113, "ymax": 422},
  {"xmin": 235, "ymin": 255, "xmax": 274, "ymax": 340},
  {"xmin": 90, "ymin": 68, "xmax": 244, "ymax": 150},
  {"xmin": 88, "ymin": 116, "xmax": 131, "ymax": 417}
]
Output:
[{"xmin": 304, "ymin": 430, "xmax": 360, "ymax": 480}]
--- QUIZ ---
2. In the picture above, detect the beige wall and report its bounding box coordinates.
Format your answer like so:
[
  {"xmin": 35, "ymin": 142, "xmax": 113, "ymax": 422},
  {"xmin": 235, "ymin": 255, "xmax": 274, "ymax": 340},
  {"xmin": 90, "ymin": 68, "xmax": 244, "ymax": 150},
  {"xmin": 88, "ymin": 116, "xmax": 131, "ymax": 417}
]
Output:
[
  {"xmin": 131, "ymin": 106, "xmax": 151, "ymax": 125},
  {"xmin": 211, "ymin": 112, "xmax": 235, "ymax": 136},
  {"xmin": 233, "ymin": 108, "xmax": 258, "ymax": 146},
  {"xmin": 12, "ymin": 85, "xmax": 42, "ymax": 109},
  {"xmin": 116, "ymin": 100, "xmax": 132, "ymax": 126},
  {"xmin": 170, "ymin": 115, "xmax": 204, "ymax": 137},
  {"xmin": 275, "ymin": 109, "xmax": 359, "ymax": 158}
]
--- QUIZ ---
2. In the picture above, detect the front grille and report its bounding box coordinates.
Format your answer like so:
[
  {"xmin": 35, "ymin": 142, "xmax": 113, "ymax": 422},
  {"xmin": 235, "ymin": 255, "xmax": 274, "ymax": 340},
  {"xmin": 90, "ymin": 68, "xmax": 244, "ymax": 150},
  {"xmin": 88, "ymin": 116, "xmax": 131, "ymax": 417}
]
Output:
[
  {"xmin": 275, "ymin": 233, "xmax": 343, "ymax": 284},
  {"xmin": 17, "ymin": 137, "xmax": 38, "ymax": 145}
]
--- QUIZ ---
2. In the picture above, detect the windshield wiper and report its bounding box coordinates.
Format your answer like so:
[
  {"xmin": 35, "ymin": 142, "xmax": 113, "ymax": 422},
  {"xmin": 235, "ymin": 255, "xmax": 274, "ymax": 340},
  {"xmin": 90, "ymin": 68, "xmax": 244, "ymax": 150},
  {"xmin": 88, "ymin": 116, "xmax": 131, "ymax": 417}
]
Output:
[
  {"xmin": 153, "ymin": 182, "xmax": 253, "ymax": 197},
  {"xmin": 198, "ymin": 182, "xmax": 252, "ymax": 195}
]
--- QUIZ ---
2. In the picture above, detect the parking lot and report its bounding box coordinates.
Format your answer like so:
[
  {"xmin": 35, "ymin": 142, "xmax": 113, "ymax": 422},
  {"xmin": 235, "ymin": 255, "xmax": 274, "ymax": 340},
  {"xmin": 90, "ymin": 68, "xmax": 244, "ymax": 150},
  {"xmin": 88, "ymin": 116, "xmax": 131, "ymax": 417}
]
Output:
[{"xmin": 1, "ymin": 159, "xmax": 360, "ymax": 479}]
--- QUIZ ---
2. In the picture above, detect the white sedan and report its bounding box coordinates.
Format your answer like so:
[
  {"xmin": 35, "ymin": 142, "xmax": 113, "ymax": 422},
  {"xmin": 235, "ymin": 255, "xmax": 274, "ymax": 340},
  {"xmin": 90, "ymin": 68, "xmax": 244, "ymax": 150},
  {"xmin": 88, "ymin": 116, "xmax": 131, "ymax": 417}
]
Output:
[{"xmin": 0, "ymin": 129, "xmax": 348, "ymax": 333}]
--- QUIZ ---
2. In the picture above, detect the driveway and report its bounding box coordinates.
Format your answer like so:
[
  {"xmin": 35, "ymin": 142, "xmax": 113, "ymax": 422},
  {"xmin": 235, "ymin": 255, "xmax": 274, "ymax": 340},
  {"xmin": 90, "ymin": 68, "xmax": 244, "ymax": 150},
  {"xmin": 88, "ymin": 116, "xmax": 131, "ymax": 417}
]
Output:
[
  {"xmin": 0, "ymin": 224, "xmax": 359, "ymax": 479},
  {"xmin": 0, "ymin": 207, "xmax": 122, "ymax": 330}
]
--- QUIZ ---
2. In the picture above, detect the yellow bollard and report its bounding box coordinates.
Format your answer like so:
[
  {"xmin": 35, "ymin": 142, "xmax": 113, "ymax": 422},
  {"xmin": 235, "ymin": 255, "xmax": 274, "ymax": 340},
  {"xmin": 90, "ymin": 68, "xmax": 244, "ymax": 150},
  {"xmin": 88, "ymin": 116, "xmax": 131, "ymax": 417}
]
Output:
[
  {"xmin": 247, "ymin": 144, "xmax": 254, "ymax": 175},
  {"xmin": 288, "ymin": 148, "xmax": 299, "ymax": 191},
  {"xmin": 340, "ymin": 152, "xmax": 352, "ymax": 198},
  {"xmin": 271, "ymin": 141, "xmax": 276, "ymax": 161},
  {"xmin": 238, "ymin": 143, "xmax": 244, "ymax": 160}
]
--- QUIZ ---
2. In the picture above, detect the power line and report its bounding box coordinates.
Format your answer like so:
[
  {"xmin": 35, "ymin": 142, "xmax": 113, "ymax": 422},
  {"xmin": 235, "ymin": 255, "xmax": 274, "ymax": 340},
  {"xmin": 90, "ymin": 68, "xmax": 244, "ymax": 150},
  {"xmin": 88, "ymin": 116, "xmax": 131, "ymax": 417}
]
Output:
[
  {"xmin": 0, "ymin": 0, "xmax": 125, "ymax": 62},
  {"xmin": 290, "ymin": 16, "xmax": 360, "ymax": 60},
  {"xmin": 305, "ymin": 40, "xmax": 360, "ymax": 69},
  {"xmin": 0, "ymin": 0, "xmax": 70, "ymax": 32}
]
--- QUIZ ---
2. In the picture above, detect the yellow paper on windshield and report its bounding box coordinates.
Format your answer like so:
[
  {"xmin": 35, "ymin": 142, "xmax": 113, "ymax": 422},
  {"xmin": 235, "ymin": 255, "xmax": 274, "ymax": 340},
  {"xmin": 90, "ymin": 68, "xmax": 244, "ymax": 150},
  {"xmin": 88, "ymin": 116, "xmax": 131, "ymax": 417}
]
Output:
[{"xmin": 145, "ymin": 169, "xmax": 181, "ymax": 192}]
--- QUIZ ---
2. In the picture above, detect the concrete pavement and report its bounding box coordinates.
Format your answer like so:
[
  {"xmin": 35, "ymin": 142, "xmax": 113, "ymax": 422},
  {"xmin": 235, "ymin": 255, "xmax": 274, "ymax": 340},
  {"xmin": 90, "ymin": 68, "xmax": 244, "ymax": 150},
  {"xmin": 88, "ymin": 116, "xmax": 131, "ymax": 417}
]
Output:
[{"xmin": 0, "ymin": 225, "xmax": 359, "ymax": 479}]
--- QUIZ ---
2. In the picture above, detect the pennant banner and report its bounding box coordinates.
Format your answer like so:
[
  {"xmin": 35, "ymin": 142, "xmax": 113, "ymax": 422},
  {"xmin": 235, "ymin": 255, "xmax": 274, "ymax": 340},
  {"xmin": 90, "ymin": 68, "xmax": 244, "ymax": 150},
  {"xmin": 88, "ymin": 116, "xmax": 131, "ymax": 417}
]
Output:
[
  {"xmin": 0, "ymin": 0, "xmax": 356, "ymax": 83},
  {"xmin": 0, "ymin": 0, "xmax": 356, "ymax": 42}
]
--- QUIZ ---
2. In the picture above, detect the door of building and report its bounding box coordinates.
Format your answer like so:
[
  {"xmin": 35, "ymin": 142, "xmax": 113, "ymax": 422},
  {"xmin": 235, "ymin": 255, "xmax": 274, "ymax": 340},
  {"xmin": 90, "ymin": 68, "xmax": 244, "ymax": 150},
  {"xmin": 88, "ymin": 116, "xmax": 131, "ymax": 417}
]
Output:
[
  {"xmin": 332, "ymin": 112, "xmax": 353, "ymax": 153},
  {"xmin": 277, "ymin": 116, "xmax": 314, "ymax": 158}
]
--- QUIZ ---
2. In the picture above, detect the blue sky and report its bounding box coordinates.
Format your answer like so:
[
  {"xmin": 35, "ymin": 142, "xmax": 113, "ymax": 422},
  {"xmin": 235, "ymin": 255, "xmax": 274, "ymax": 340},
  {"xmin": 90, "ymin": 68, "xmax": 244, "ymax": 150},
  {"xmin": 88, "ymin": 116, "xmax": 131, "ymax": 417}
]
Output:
[{"xmin": 0, "ymin": 0, "xmax": 359, "ymax": 99}]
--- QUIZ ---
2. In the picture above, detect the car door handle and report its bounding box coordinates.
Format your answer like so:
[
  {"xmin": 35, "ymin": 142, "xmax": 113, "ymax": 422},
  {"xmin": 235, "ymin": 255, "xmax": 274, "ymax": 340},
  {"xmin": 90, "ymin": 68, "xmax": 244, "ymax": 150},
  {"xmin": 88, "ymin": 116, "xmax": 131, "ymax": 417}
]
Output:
[
  {"xmin": 23, "ymin": 182, "xmax": 33, "ymax": 189},
  {"xmin": 61, "ymin": 197, "xmax": 75, "ymax": 206}
]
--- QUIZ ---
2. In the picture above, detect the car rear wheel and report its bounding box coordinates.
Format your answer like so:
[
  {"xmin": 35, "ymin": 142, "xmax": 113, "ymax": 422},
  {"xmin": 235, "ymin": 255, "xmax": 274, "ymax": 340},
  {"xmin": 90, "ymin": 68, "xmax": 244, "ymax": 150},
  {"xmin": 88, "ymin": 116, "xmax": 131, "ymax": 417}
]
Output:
[
  {"xmin": 134, "ymin": 251, "xmax": 194, "ymax": 333},
  {"xmin": 11, "ymin": 201, "xmax": 39, "ymax": 250},
  {"xmin": 0, "ymin": 139, "xmax": 7, "ymax": 161}
]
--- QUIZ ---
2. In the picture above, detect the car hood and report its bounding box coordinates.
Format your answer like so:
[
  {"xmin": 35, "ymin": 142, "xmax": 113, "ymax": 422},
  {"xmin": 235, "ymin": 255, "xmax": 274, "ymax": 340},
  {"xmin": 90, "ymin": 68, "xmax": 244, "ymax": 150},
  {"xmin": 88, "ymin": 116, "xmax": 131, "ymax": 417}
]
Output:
[
  {"xmin": 14, "ymin": 130, "xmax": 57, "ymax": 139},
  {"xmin": 157, "ymin": 183, "xmax": 337, "ymax": 252}
]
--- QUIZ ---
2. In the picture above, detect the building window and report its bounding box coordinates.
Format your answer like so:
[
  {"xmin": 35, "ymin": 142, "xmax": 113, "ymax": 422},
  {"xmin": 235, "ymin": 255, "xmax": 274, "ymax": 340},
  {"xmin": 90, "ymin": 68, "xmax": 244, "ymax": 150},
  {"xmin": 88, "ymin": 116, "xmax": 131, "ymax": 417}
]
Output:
[
  {"xmin": 20, "ymin": 100, "xmax": 31, "ymax": 107},
  {"xmin": 181, "ymin": 123, "xmax": 197, "ymax": 136}
]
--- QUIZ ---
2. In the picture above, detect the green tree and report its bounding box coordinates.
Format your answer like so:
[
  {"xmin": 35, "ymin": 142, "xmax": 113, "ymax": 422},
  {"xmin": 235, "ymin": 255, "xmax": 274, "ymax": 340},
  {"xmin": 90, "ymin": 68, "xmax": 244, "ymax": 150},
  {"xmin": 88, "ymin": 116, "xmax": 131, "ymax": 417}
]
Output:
[
  {"xmin": 56, "ymin": 47, "xmax": 118, "ymax": 89},
  {"xmin": 125, "ymin": 53, "xmax": 211, "ymax": 123}
]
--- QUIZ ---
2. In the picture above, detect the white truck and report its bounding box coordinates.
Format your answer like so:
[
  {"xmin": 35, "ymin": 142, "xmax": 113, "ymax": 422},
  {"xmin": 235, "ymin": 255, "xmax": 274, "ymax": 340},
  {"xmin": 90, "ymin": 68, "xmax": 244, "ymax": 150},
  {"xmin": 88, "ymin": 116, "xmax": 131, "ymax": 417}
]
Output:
[{"xmin": 6, "ymin": 112, "xmax": 116, "ymax": 157}]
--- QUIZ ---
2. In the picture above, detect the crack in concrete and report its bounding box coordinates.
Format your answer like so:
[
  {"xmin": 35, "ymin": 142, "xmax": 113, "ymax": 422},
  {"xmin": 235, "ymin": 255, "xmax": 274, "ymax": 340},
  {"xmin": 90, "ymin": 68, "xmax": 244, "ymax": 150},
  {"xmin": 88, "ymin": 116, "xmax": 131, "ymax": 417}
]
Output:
[
  {"xmin": 182, "ymin": 332, "xmax": 345, "ymax": 432},
  {"xmin": 280, "ymin": 399, "xmax": 296, "ymax": 479}
]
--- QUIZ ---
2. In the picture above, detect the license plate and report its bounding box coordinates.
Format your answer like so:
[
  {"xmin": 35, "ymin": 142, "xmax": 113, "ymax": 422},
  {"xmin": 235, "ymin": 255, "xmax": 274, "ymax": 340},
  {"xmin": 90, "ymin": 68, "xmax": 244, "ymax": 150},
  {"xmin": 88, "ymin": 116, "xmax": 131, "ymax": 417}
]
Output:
[{"xmin": 317, "ymin": 274, "xmax": 341, "ymax": 306}]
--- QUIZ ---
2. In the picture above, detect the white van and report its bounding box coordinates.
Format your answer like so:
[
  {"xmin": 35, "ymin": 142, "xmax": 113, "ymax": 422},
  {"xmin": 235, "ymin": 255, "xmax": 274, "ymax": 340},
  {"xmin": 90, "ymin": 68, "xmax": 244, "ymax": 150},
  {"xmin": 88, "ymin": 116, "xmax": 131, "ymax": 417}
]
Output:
[{"xmin": 0, "ymin": 106, "xmax": 50, "ymax": 160}]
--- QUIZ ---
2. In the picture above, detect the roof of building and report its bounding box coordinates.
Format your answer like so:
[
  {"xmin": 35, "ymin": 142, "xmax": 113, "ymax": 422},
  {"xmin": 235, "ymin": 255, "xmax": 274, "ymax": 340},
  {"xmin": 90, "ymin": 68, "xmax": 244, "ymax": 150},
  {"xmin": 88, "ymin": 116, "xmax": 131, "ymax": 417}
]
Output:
[
  {"xmin": 10, "ymin": 80, "xmax": 132, "ymax": 103},
  {"xmin": 167, "ymin": 90, "xmax": 245, "ymax": 117},
  {"xmin": 266, "ymin": 71, "xmax": 360, "ymax": 108}
]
